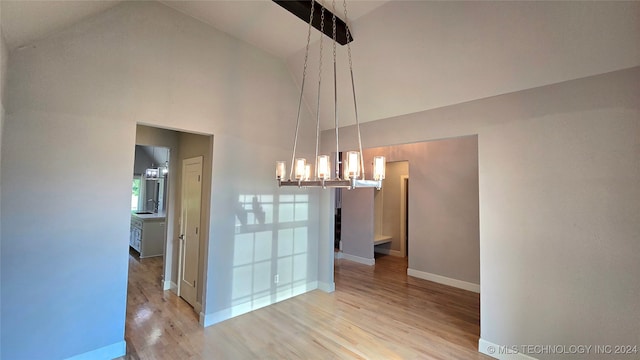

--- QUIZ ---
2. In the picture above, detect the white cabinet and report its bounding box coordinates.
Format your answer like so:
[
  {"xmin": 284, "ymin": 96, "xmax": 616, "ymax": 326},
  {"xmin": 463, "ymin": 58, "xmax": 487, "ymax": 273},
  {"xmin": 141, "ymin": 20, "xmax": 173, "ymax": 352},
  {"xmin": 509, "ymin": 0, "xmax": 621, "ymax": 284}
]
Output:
[
  {"xmin": 130, "ymin": 218, "xmax": 143, "ymax": 252},
  {"xmin": 130, "ymin": 215, "xmax": 165, "ymax": 258}
]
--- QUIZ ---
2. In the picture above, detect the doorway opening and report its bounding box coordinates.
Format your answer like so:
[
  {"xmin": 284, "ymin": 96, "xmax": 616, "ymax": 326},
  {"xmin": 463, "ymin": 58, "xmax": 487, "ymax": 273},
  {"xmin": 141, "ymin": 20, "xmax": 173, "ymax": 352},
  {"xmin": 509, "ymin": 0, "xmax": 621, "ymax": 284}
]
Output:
[
  {"xmin": 373, "ymin": 161, "xmax": 409, "ymax": 258},
  {"xmin": 335, "ymin": 135, "xmax": 480, "ymax": 296},
  {"xmin": 126, "ymin": 124, "xmax": 213, "ymax": 334}
]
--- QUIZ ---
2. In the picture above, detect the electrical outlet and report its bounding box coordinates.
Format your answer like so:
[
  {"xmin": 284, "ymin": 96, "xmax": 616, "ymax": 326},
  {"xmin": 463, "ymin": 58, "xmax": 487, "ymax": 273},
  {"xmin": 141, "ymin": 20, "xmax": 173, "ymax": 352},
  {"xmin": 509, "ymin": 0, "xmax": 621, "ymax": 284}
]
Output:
[{"xmin": 274, "ymin": 274, "xmax": 279, "ymax": 284}]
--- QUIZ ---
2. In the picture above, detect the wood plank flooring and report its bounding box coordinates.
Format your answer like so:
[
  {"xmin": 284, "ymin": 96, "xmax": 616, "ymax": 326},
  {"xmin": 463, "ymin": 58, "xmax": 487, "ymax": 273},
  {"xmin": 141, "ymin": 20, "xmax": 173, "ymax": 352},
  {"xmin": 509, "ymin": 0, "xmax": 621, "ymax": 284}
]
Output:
[{"xmin": 119, "ymin": 251, "xmax": 490, "ymax": 359}]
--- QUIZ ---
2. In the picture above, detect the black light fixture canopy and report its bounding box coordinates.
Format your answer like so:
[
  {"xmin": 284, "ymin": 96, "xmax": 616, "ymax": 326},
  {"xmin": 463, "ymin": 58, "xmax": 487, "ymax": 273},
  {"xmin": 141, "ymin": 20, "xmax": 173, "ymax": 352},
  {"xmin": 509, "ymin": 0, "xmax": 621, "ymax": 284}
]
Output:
[{"xmin": 273, "ymin": 0, "xmax": 353, "ymax": 45}]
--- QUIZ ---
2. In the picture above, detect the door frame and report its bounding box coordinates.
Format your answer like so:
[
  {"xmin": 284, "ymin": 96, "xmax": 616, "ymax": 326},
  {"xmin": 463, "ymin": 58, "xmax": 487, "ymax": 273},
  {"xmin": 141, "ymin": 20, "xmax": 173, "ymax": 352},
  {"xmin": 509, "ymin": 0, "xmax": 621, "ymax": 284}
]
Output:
[{"xmin": 400, "ymin": 175, "xmax": 409, "ymax": 258}]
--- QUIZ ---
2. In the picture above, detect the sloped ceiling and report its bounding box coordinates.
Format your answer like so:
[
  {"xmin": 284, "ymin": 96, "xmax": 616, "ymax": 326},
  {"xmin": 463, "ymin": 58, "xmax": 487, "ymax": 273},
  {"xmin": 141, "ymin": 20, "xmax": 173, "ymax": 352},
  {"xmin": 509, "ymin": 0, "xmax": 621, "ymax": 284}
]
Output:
[
  {"xmin": 0, "ymin": 0, "xmax": 124, "ymax": 50},
  {"xmin": 287, "ymin": 1, "xmax": 640, "ymax": 129},
  {"xmin": 2, "ymin": 1, "xmax": 639, "ymax": 130}
]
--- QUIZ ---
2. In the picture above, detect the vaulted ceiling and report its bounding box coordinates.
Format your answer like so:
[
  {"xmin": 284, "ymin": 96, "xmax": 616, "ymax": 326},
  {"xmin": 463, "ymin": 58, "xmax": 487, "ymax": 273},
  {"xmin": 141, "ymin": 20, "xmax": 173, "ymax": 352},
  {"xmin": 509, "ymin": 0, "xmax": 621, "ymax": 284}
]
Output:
[{"xmin": 2, "ymin": 1, "xmax": 639, "ymax": 130}]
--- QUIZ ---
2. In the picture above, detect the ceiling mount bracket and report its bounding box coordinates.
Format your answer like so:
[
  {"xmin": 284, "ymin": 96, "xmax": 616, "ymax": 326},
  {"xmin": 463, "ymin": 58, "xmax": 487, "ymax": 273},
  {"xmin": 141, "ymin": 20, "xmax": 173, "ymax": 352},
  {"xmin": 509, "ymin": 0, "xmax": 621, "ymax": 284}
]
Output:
[{"xmin": 273, "ymin": 0, "xmax": 353, "ymax": 45}]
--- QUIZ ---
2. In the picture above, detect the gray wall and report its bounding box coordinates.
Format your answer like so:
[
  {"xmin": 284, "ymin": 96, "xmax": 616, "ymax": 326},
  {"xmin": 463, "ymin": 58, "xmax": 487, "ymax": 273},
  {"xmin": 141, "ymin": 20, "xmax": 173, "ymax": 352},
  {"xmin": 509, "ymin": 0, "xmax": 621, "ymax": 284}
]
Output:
[
  {"xmin": 0, "ymin": 2, "xmax": 322, "ymax": 359},
  {"xmin": 325, "ymin": 67, "xmax": 640, "ymax": 359},
  {"xmin": 478, "ymin": 92, "xmax": 640, "ymax": 358},
  {"xmin": 341, "ymin": 187, "xmax": 375, "ymax": 262},
  {"xmin": 133, "ymin": 145, "xmax": 154, "ymax": 175}
]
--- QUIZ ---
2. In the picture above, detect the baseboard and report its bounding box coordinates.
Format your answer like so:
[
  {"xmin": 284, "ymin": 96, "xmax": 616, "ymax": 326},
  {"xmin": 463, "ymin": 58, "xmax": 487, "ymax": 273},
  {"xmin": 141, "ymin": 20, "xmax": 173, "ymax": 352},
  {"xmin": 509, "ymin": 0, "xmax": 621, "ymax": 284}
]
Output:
[
  {"xmin": 163, "ymin": 280, "xmax": 178, "ymax": 292},
  {"xmin": 318, "ymin": 281, "xmax": 335, "ymax": 293},
  {"xmin": 478, "ymin": 338, "xmax": 539, "ymax": 360},
  {"xmin": 334, "ymin": 251, "xmax": 343, "ymax": 259},
  {"xmin": 194, "ymin": 302, "xmax": 202, "ymax": 315},
  {"xmin": 65, "ymin": 340, "xmax": 126, "ymax": 360},
  {"xmin": 341, "ymin": 253, "xmax": 375, "ymax": 266},
  {"xmin": 407, "ymin": 268, "xmax": 480, "ymax": 293},
  {"xmin": 201, "ymin": 280, "xmax": 319, "ymax": 327},
  {"xmin": 373, "ymin": 248, "xmax": 403, "ymax": 257}
]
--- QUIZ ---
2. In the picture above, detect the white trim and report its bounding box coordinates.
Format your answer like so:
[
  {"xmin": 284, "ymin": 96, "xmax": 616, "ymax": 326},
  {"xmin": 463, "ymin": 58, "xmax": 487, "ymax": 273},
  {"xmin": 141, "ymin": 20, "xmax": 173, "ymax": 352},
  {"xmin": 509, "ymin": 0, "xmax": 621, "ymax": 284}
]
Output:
[
  {"xmin": 400, "ymin": 175, "xmax": 409, "ymax": 258},
  {"xmin": 65, "ymin": 341, "xmax": 126, "ymax": 360},
  {"xmin": 407, "ymin": 268, "xmax": 480, "ymax": 293},
  {"xmin": 318, "ymin": 281, "xmax": 335, "ymax": 292},
  {"xmin": 194, "ymin": 302, "xmax": 202, "ymax": 314},
  {"xmin": 478, "ymin": 338, "xmax": 539, "ymax": 360},
  {"xmin": 334, "ymin": 251, "xmax": 343, "ymax": 260},
  {"xmin": 162, "ymin": 280, "xmax": 178, "ymax": 292},
  {"xmin": 341, "ymin": 253, "xmax": 375, "ymax": 266},
  {"xmin": 201, "ymin": 281, "xmax": 318, "ymax": 327}
]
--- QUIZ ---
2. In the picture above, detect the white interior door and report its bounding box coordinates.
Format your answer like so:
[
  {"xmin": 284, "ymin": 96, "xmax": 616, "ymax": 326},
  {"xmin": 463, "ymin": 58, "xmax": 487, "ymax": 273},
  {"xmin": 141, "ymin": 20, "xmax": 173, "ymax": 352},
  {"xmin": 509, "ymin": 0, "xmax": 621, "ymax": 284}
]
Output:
[{"xmin": 178, "ymin": 156, "xmax": 202, "ymax": 308}]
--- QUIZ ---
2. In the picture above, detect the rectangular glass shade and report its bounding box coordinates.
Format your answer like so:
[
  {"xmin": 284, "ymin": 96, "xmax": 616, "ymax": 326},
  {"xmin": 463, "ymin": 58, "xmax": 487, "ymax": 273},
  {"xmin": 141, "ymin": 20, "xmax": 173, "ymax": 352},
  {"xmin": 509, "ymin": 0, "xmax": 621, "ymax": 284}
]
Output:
[
  {"xmin": 295, "ymin": 158, "xmax": 306, "ymax": 180},
  {"xmin": 373, "ymin": 156, "xmax": 386, "ymax": 181},
  {"xmin": 317, "ymin": 155, "xmax": 330, "ymax": 180},
  {"xmin": 345, "ymin": 151, "xmax": 360, "ymax": 179},
  {"xmin": 276, "ymin": 161, "xmax": 286, "ymax": 180},
  {"xmin": 304, "ymin": 164, "xmax": 311, "ymax": 180}
]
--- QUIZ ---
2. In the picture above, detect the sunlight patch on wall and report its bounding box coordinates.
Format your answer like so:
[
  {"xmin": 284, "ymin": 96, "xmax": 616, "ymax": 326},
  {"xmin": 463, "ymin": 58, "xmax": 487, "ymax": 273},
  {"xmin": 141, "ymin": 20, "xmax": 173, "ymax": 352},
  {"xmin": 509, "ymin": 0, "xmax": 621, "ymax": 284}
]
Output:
[{"xmin": 231, "ymin": 194, "xmax": 312, "ymax": 315}]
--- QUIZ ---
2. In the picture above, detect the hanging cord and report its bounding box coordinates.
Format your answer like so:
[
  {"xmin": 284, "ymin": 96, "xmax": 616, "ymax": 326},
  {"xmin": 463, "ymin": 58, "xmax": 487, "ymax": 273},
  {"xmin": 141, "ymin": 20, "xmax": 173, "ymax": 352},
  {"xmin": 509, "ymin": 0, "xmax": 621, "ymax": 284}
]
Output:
[
  {"xmin": 343, "ymin": 0, "xmax": 365, "ymax": 180},
  {"xmin": 313, "ymin": 6, "xmax": 326, "ymax": 180},
  {"xmin": 289, "ymin": 0, "xmax": 315, "ymax": 180},
  {"xmin": 332, "ymin": 0, "xmax": 340, "ymax": 179}
]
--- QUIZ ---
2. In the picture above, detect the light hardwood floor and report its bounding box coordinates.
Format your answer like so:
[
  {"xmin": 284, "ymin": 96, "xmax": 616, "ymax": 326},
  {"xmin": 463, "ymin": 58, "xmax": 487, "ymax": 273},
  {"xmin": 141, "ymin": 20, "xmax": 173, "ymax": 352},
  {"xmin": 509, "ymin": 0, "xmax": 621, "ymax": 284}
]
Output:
[{"xmin": 120, "ymin": 251, "xmax": 490, "ymax": 359}]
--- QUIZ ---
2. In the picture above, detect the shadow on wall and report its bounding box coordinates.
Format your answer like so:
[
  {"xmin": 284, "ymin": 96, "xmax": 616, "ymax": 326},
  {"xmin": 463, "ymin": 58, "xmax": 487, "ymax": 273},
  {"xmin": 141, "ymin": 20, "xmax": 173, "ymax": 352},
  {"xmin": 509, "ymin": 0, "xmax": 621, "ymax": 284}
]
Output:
[{"xmin": 230, "ymin": 193, "xmax": 311, "ymax": 315}]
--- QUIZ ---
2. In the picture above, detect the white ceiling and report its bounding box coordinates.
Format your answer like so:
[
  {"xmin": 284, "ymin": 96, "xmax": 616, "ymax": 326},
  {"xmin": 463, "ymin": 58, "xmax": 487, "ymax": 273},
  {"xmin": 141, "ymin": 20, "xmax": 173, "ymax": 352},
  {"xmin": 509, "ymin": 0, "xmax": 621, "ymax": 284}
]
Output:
[{"xmin": 2, "ymin": 1, "xmax": 639, "ymax": 130}]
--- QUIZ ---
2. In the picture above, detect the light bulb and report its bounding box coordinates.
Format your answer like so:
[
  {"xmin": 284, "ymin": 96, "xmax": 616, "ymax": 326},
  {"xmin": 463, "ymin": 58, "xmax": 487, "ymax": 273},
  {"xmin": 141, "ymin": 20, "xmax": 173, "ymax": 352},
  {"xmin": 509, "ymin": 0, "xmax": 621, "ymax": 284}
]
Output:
[
  {"xmin": 295, "ymin": 158, "xmax": 306, "ymax": 180},
  {"xmin": 345, "ymin": 151, "xmax": 360, "ymax": 179},
  {"xmin": 317, "ymin": 155, "xmax": 330, "ymax": 180},
  {"xmin": 373, "ymin": 156, "xmax": 386, "ymax": 181},
  {"xmin": 276, "ymin": 161, "xmax": 286, "ymax": 180}
]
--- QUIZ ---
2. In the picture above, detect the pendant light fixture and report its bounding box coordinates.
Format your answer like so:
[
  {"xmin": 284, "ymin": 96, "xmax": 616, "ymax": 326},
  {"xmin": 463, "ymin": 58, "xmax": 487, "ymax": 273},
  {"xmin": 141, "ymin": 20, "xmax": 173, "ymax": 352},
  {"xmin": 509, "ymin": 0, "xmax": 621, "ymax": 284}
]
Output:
[
  {"xmin": 144, "ymin": 146, "xmax": 168, "ymax": 180},
  {"xmin": 275, "ymin": 0, "xmax": 385, "ymax": 190}
]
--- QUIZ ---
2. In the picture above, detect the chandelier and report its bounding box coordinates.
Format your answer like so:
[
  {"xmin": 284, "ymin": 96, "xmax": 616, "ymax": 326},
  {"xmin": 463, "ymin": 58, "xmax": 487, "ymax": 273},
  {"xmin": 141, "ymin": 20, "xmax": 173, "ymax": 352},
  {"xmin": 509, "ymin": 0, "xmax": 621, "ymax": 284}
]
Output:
[{"xmin": 275, "ymin": 0, "xmax": 385, "ymax": 190}]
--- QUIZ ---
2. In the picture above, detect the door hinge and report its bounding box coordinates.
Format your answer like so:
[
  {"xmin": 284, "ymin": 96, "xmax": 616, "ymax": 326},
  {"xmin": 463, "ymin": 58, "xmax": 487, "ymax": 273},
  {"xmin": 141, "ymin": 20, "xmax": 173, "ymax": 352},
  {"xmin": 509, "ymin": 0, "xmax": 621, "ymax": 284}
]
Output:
[
  {"xmin": 195, "ymin": 227, "xmax": 198, "ymax": 235},
  {"xmin": 198, "ymin": 175, "xmax": 201, "ymax": 182}
]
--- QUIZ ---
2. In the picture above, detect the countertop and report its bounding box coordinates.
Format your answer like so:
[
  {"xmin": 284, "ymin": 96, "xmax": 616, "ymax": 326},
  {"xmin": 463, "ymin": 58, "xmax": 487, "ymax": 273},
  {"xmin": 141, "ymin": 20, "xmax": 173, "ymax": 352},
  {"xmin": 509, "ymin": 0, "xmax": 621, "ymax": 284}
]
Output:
[{"xmin": 131, "ymin": 211, "xmax": 166, "ymax": 221}]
